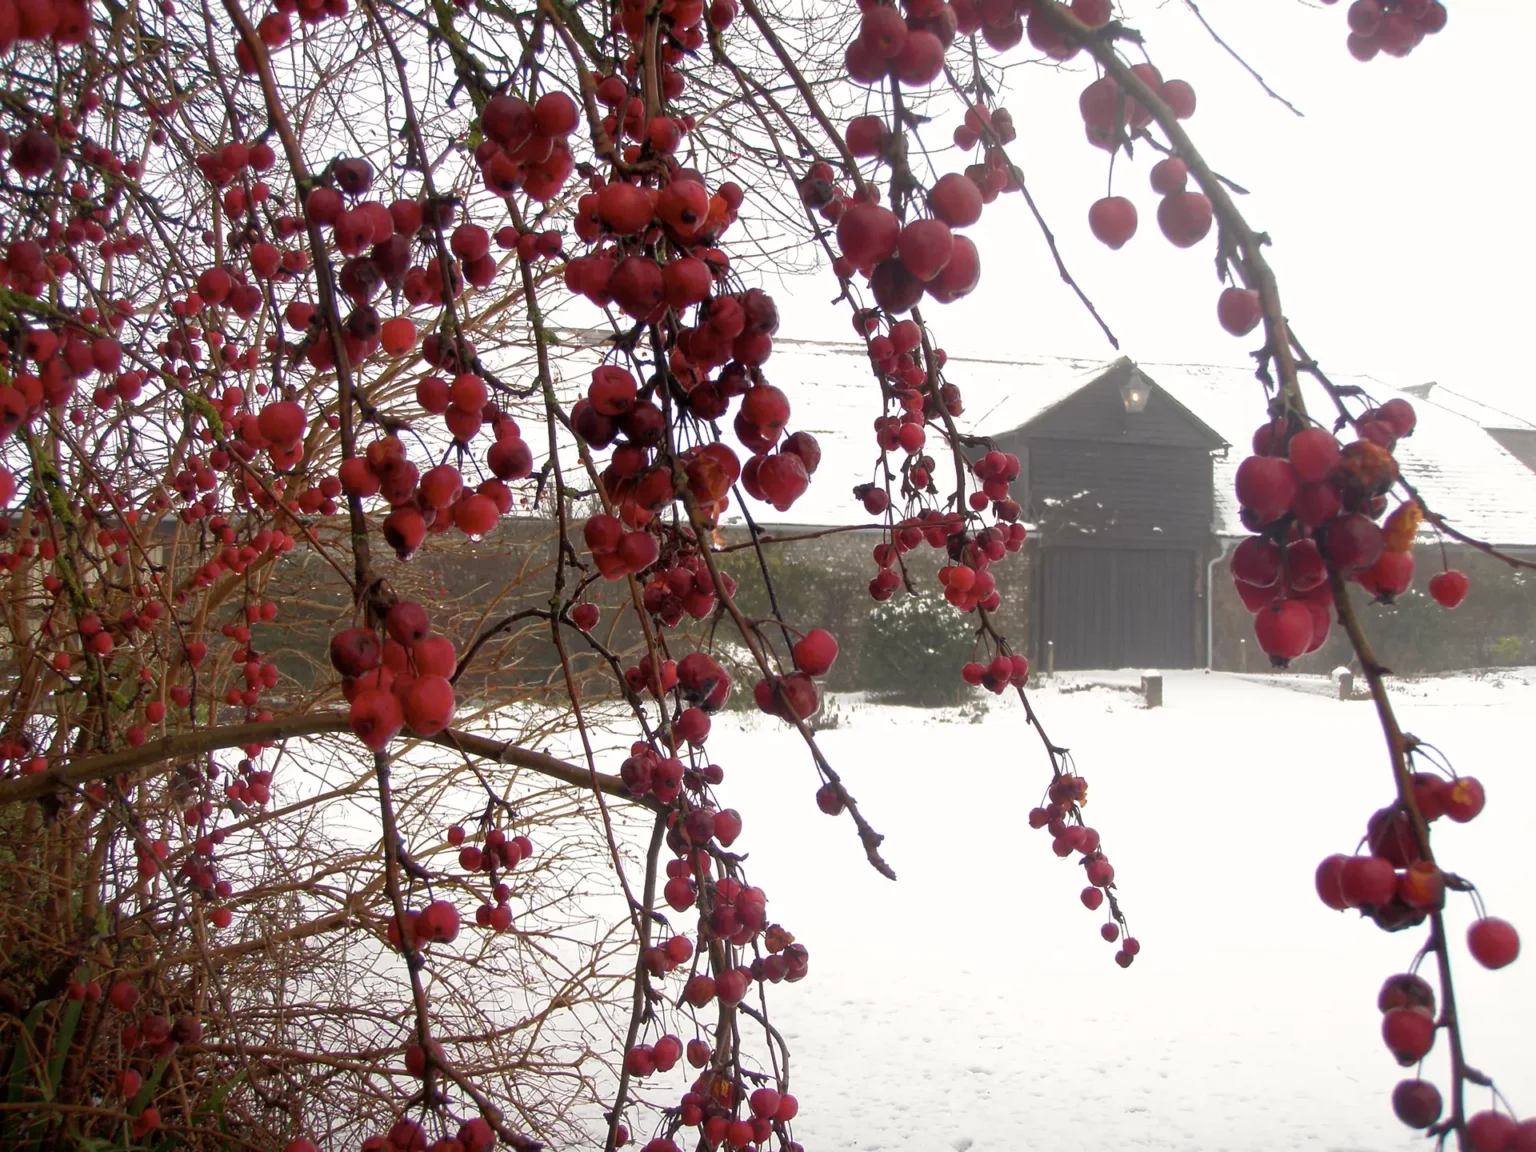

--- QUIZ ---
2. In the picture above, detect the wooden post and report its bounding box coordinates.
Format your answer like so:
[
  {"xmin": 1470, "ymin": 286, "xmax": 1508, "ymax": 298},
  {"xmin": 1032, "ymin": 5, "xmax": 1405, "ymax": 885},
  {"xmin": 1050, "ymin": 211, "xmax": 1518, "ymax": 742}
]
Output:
[
  {"xmin": 1046, "ymin": 640, "xmax": 1055, "ymax": 678},
  {"xmin": 1141, "ymin": 674, "xmax": 1163, "ymax": 708}
]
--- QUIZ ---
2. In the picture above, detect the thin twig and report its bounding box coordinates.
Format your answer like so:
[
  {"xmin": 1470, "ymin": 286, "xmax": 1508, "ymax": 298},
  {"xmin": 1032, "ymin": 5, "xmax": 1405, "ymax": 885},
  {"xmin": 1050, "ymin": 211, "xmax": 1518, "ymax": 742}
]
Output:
[{"xmin": 1181, "ymin": 0, "xmax": 1304, "ymax": 116}]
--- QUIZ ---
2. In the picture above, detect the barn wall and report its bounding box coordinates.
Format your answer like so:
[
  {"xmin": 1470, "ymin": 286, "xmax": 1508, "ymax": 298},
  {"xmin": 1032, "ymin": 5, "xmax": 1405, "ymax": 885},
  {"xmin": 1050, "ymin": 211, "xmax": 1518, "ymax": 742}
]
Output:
[
  {"xmin": 997, "ymin": 433, "xmax": 1216, "ymax": 547},
  {"xmin": 1488, "ymin": 429, "xmax": 1536, "ymax": 475},
  {"xmin": 984, "ymin": 366, "xmax": 1225, "ymax": 668},
  {"xmin": 1030, "ymin": 545, "xmax": 1200, "ymax": 670}
]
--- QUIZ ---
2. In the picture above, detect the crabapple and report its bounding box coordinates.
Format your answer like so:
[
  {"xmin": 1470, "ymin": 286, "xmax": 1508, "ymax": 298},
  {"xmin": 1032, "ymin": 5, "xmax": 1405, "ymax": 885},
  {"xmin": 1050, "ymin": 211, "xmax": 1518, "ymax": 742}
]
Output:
[
  {"xmin": 1467, "ymin": 918, "xmax": 1520, "ymax": 970},
  {"xmin": 1088, "ymin": 196, "xmax": 1137, "ymax": 249},
  {"xmin": 1428, "ymin": 569, "xmax": 1469, "ymax": 608}
]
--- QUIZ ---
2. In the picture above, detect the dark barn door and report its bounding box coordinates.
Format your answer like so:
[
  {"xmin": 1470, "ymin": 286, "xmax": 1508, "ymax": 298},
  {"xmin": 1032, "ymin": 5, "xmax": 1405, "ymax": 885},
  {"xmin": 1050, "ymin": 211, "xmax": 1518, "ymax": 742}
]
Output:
[{"xmin": 1038, "ymin": 548, "xmax": 1196, "ymax": 670}]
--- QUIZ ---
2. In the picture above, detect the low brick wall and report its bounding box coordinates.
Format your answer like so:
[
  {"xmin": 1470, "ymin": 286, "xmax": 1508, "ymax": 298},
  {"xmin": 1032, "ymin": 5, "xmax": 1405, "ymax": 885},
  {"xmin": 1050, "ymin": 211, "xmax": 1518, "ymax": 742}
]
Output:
[
  {"xmin": 1209, "ymin": 543, "xmax": 1536, "ymax": 675},
  {"xmin": 260, "ymin": 514, "xmax": 1033, "ymax": 702}
]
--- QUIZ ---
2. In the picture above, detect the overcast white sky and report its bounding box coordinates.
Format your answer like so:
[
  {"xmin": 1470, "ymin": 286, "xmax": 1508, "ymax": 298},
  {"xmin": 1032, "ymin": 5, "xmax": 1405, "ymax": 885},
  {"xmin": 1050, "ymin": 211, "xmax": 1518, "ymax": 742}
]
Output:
[{"xmin": 764, "ymin": 0, "xmax": 1536, "ymax": 421}]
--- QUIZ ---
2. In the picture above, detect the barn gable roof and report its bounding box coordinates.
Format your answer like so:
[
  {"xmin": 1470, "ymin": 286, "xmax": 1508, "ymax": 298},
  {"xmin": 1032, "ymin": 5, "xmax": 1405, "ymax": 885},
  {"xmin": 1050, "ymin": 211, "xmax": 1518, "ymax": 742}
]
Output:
[{"xmin": 1001, "ymin": 357, "xmax": 1228, "ymax": 452}]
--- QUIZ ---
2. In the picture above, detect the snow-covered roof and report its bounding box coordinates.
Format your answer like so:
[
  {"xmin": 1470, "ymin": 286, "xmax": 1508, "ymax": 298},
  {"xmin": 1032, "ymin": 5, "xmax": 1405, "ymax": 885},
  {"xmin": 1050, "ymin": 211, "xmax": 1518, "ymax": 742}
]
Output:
[
  {"xmin": 536, "ymin": 334, "xmax": 1536, "ymax": 548},
  {"xmin": 719, "ymin": 341, "xmax": 1536, "ymax": 548},
  {"xmin": 1136, "ymin": 362, "xmax": 1536, "ymax": 546},
  {"xmin": 1402, "ymin": 382, "xmax": 1536, "ymax": 432}
]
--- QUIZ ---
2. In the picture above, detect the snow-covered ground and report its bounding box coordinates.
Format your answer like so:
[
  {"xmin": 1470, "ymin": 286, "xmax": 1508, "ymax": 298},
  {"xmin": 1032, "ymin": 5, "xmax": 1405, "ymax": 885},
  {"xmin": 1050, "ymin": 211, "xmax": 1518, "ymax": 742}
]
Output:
[{"xmin": 703, "ymin": 669, "xmax": 1536, "ymax": 1152}]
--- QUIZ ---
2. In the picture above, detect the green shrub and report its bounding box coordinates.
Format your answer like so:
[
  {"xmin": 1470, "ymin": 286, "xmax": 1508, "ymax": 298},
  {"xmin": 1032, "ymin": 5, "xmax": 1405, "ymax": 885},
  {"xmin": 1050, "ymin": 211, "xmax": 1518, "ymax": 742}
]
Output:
[{"xmin": 860, "ymin": 592, "xmax": 978, "ymax": 706}]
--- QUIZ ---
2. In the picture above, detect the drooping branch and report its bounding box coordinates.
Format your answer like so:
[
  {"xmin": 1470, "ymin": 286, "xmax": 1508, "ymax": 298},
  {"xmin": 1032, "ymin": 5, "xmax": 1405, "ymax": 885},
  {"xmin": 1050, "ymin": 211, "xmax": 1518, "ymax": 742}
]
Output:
[
  {"xmin": 1038, "ymin": 0, "xmax": 1304, "ymax": 413},
  {"xmin": 0, "ymin": 716, "xmax": 643, "ymax": 808},
  {"xmin": 1180, "ymin": 0, "xmax": 1304, "ymax": 117}
]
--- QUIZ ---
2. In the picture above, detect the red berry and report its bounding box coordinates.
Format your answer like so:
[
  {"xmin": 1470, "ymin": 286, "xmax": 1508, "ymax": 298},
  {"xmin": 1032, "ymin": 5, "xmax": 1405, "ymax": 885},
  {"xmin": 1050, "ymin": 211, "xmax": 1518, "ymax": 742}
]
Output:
[
  {"xmin": 1216, "ymin": 287, "xmax": 1262, "ymax": 336},
  {"xmin": 1377, "ymin": 397, "xmax": 1417, "ymax": 438},
  {"xmin": 1339, "ymin": 855, "xmax": 1397, "ymax": 908},
  {"xmin": 676, "ymin": 707, "xmax": 711, "ymax": 747},
  {"xmin": 653, "ymin": 1034, "xmax": 683, "ymax": 1071},
  {"xmin": 257, "ymin": 400, "xmax": 306, "ymax": 450},
  {"xmin": 847, "ymin": 115, "xmax": 890, "ymax": 157},
  {"xmin": 1253, "ymin": 600, "xmax": 1311, "ymax": 663},
  {"xmin": 623, "ymin": 1044, "xmax": 656, "ymax": 1077},
  {"xmin": 1428, "ymin": 569, "xmax": 1468, "ymax": 608},
  {"xmin": 1087, "ymin": 196, "xmax": 1137, "ymax": 250},
  {"xmin": 1380, "ymin": 1007, "xmax": 1435, "ymax": 1065},
  {"xmin": 350, "ymin": 688, "xmax": 404, "ymax": 750},
  {"xmin": 836, "ymin": 202, "xmax": 900, "ymax": 267},
  {"xmin": 1368, "ymin": 548, "xmax": 1417, "ymax": 598},
  {"xmin": 385, "ymin": 600, "xmax": 432, "ymax": 645},
  {"xmin": 1348, "ymin": 0, "xmax": 1383, "ymax": 36},
  {"xmin": 402, "ymin": 675, "xmax": 455, "ymax": 736},
  {"xmin": 870, "ymin": 257, "xmax": 925, "ymax": 313},
  {"xmin": 1293, "ymin": 482, "xmax": 1343, "ymax": 528},
  {"xmin": 1411, "ymin": 772, "xmax": 1449, "ymax": 821},
  {"xmin": 1467, "ymin": 1111, "xmax": 1518, "ymax": 1152},
  {"xmin": 589, "ymin": 365, "xmax": 638, "ymax": 417},
  {"xmin": 1161, "ymin": 79, "xmax": 1197, "ymax": 119},
  {"xmin": 1231, "ymin": 536, "xmax": 1281, "ymax": 587},
  {"xmin": 1314, "ymin": 854, "xmax": 1349, "ymax": 911},
  {"xmin": 1156, "ymin": 191, "xmax": 1213, "ymax": 247},
  {"xmin": 816, "ymin": 782, "xmax": 845, "ymax": 815},
  {"xmin": 1149, "ymin": 159, "xmax": 1188, "ymax": 195},
  {"xmin": 1467, "ymin": 918, "xmax": 1520, "ymax": 970},
  {"xmin": 1377, "ymin": 972, "xmax": 1435, "ymax": 1015},
  {"xmin": 1443, "ymin": 776, "xmax": 1485, "ymax": 823},
  {"xmin": 1390, "ymin": 1079, "xmax": 1442, "ymax": 1129},
  {"xmin": 716, "ymin": 967, "xmax": 750, "ymax": 1005},
  {"xmin": 1071, "ymin": 0, "xmax": 1111, "ymax": 28},
  {"xmin": 929, "ymin": 172, "xmax": 983, "ymax": 227},
  {"xmin": 1367, "ymin": 806, "xmax": 1423, "ymax": 869},
  {"xmin": 1287, "ymin": 428, "xmax": 1341, "ymax": 483},
  {"xmin": 713, "ymin": 808, "xmax": 743, "ymax": 846},
  {"xmin": 925, "ymin": 234, "xmax": 981, "ymax": 303},
  {"xmin": 897, "ymin": 218, "xmax": 954, "ymax": 281},
  {"xmin": 792, "ymin": 629, "xmax": 839, "ymax": 676},
  {"xmin": 1234, "ymin": 456, "xmax": 1298, "ymax": 525},
  {"xmin": 1323, "ymin": 514, "xmax": 1385, "ymax": 574},
  {"xmin": 416, "ymin": 899, "xmax": 459, "ymax": 943}
]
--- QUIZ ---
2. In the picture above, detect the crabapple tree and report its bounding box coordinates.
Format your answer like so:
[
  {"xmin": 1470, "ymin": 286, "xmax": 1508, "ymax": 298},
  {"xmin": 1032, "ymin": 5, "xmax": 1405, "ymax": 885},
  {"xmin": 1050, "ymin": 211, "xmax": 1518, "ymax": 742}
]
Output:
[{"xmin": 0, "ymin": 0, "xmax": 1522, "ymax": 1150}]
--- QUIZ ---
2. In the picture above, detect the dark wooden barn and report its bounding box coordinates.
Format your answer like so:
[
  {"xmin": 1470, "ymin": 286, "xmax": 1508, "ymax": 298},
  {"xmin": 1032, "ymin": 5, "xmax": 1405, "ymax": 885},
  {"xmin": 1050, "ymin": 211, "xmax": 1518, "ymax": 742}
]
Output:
[{"xmin": 985, "ymin": 358, "xmax": 1229, "ymax": 671}]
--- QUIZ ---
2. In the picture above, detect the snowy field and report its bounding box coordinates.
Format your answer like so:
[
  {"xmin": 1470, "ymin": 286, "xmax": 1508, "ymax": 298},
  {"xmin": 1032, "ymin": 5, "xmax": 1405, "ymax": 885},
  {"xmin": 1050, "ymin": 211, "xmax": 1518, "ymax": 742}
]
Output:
[{"xmin": 700, "ymin": 669, "xmax": 1536, "ymax": 1152}]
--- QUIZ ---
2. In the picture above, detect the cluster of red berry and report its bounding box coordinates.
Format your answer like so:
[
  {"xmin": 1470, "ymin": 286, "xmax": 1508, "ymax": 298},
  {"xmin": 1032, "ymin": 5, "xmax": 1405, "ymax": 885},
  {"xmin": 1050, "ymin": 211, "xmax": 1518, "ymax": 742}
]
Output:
[
  {"xmin": 337, "ymin": 601, "xmax": 458, "ymax": 749},
  {"xmin": 1317, "ymin": 763, "xmax": 1523, "ymax": 1142},
  {"xmin": 1322, "ymin": 0, "xmax": 1449, "ymax": 62},
  {"xmin": 449, "ymin": 825, "xmax": 533, "ymax": 933},
  {"xmin": 1230, "ymin": 399, "xmax": 1469, "ymax": 663},
  {"xmin": 1029, "ymin": 773, "xmax": 1138, "ymax": 964}
]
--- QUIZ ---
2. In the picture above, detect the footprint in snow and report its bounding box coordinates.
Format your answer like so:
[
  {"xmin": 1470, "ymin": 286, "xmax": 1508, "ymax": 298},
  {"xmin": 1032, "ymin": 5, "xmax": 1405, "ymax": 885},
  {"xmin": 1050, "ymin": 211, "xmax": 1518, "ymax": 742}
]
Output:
[{"xmin": 952, "ymin": 1139, "xmax": 974, "ymax": 1152}]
